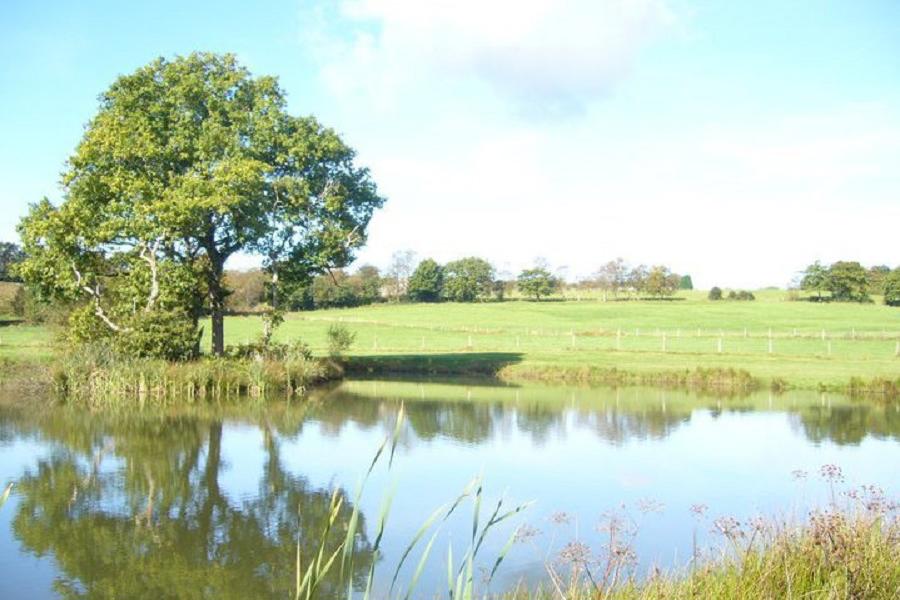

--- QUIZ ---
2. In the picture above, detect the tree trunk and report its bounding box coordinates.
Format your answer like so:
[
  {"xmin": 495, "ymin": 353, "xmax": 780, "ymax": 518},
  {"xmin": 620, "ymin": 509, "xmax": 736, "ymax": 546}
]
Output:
[{"xmin": 207, "ymin": 257, "xmax": 226, "ymax": 356}]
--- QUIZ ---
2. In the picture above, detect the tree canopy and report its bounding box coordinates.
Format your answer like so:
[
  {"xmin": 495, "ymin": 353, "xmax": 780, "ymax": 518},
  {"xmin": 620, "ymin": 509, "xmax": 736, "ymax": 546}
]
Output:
[
  {"xmin": 17, "ymin": 53, "xmax": 384, "ymax": 356},
  {"xmin": 825, "ymin": 261, "xmax": 870, "ymax": 303},
  {"xmin": 407, "ymin": 258, "xmax": 443, "ymax": 302},
  {"xmin": 517, "ymin": 267, "xmax": 559, "ymax": 300},
  {"xmin": 442, "ymin": 257, "xmax": 495, "ymax": 302}
]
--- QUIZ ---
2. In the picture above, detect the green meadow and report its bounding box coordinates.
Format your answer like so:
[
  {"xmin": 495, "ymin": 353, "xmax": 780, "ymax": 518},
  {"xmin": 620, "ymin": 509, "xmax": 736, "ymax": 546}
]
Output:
[
  {"xmin": 2, "ymin": 288, "xmax": 897, "ymax": 391},
  {"xmin": 215, "ymin": 290, "xmax": 899, "ymax": 391}
]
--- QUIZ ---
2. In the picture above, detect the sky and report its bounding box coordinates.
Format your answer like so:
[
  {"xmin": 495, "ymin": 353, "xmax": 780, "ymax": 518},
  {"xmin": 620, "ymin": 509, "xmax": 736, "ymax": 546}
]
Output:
[{"xmin": 1, "ymin": 0, "xmax": 898, "ymax": 288}]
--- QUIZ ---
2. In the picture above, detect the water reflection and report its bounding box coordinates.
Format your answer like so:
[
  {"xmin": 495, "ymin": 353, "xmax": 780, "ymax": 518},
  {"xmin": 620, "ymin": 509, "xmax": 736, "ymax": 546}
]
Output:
[
  {"xmin": 314, "ymin": 381, "xmax": 900, "ymax": 447},
  {"xmin": 2, "ymin": 407, "xmax": 373, "ymax": 599},
  {"xmin": 0, "ymin": 380, "xmax": 898, "ymax": 598}
]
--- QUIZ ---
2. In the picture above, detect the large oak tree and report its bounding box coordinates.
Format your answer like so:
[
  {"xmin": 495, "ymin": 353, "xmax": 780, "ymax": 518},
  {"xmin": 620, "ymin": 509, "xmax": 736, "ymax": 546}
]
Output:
[{"xmin": 17, "ymin": 53, "xmax": 384, "ymax": 355}]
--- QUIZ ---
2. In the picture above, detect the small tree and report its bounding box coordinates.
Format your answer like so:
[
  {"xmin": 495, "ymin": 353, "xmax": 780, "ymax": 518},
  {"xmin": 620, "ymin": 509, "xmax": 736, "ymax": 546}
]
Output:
[
  {"xmin": 883, "ymin": 268, "xmax": 900, "ymax": 307},
  {"xmin": 407, "ymin": 259, "xmax": 443, "ymax": 302},
  {"xmin": 678, "ymin": 275, "xmax": 693, "ymax": 290},
  {"xmin": 593, "ymin": 258, "xmax": 628, "ymax": 301},
  {"xmin": 628, "ymin": 265, "xmax": 649, "ymax": 298},
  {"xmin": 708, "ymin": 286, "xmax": 723, "ymax": 301},
  {"xmin": 517, "ymin": 267, "xmax": 559, "ymax": 301},
  {"xmin": 644, "ymin": 265, "xmax": 678, "ymax": 298},
  {"xmin": 384, "ymin": 250, "xmax": 416, "ymax": 301},
  {"xmin": 826, "ymin": 261, "xmax": 870, "ymax": 302},
  {"xmin": 442, "ymin": 257, "xmax": 495, "ymax": 302},
  {"xmin": 801, "ymin": 261, "xmax": 828, "ymax": 300},
  {"xmin": 326, "ymin": 323, "xmax": 356, "ymax": 357}
]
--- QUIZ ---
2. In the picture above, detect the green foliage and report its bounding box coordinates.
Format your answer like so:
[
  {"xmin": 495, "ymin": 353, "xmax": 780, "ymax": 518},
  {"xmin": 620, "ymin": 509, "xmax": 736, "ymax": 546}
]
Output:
[
  {"xmin": 224, "ymin": 269, "xmax": 267, "ymax": 312},
  {"xmin": 15, "ymin": 52, "xmax": 384, "ymax": 357},
  {"xmin": 708, "ymin": 287, "xmax": 723, "ymax": 301},
  {"xmin": 307, "ymin": 266, "xmax": 383, "ymax": 309},
  {"xmin": 801, "ymin": 261, "xmax": 828, "ymax": 299},
  {"xmin": 678, "ymin": 274, "xmax": 693, "ymax": 290},
  {"xmin": 442, "ymin": 257, "xmax": 495, "ymax": 302},
  {"xmin": 727, "ymin": 290, "xmax": 756, "ymax": 301},
  {"xmin": 643, "ymin": 265, "xmax": 679, "ymax": 298},
  {"xmin": 516, "ymin": 268, "xmax": 559, "ymax": 300},
  {"xmin": 866, "ymin": 265, "xmax": 891, "ymax": 295},
  {"xmin": 826, "ymin": 261, "xmax": 870, "ymax": 302},
  {"xmin": 408, "ymin": 259, "xmax": 444, "ymax": 302},
  {"xmin": 67, "ymin": 306, "xmax": 200, "ymax": 361},
  {"xmin": 0, "ymin": 242, "xmax": 24, "ymax": 282},
  {"xmin": 326, "ymin": 323, "xmax": 356, "ymax": 357},
  {"xmin": 883, "ymin": 268, "xmax": 900, "ymax": 307},
  {"xmin": 114, "ymin": 310, "xmax": 202, "ymax": 361}
]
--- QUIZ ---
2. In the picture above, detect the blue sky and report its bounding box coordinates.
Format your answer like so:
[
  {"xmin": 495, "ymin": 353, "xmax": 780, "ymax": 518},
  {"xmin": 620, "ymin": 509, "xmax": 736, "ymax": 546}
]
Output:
[{"xmin": 2, "ymin": 0, "xmax": 898, "ymax": 287}]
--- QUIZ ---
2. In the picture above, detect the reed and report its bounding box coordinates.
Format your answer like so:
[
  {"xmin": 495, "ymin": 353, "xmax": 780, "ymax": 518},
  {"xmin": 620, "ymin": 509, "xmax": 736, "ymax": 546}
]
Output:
[
  {"xmin": 48, "ymin": 343, "xmax": 341, "ymax": 408},
  {"xmin": 294, "ymin": 406, "xmax": 531, "ymax": 600}
]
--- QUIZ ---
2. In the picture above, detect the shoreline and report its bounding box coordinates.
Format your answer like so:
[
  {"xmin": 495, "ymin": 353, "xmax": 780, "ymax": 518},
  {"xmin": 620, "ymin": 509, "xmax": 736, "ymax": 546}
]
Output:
[{"xmin": 1, "ymin": 350, "xmax": 897, "ymax": 404}]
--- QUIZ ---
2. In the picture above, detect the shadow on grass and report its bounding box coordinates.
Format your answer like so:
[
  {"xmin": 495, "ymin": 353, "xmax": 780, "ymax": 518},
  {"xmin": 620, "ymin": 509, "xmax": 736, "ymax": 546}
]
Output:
[{"xmin": 344, "ymin": 352, "xmax": 524, "ymax": 379}]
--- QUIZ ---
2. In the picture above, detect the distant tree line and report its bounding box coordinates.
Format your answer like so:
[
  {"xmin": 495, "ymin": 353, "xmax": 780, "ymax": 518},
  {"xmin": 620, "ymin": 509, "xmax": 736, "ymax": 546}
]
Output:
[
  {"xmin": 575, "ymin": 258, "xmax": 689, "ymax": 300},
  {"xmin": 800, "ymin": 261, "xmax": 899, "ymax": 306}
]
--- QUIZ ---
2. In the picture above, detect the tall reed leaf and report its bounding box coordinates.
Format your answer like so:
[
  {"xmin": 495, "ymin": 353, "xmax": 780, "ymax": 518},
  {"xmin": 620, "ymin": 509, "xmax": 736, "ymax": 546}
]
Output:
[{"xmin": 0, "ymin": 483, "xmax": 12, "ymax": 510}]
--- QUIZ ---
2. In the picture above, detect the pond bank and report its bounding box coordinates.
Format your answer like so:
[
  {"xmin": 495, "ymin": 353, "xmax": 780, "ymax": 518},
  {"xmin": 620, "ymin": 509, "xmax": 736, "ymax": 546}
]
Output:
[
  {"xmin": 344, "ymin": 354, "xmax": 900, "ymax": 401},
  {"xmin": 1, "ymin": 350, "xmax": 897, "ymax": 405}
]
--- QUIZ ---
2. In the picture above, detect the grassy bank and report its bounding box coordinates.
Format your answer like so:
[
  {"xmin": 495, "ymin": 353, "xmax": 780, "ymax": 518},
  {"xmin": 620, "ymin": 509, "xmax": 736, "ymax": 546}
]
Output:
[
  {"xmin": 1, "ymin": 290, "xmax": 898, "ymax": 397},
  {"xmin": 498, "ymin": 510, "xmax": 900, "ymax": 599}
]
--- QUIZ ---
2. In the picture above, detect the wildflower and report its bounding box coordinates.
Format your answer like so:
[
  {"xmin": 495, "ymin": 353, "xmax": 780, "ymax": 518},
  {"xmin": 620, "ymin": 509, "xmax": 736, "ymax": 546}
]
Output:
[
  {"xmin": 819, "ymin": 464, "xmax": 844, "ymax": 483},
  {"xmin": 689, "ymin": 504, "xmax": 708, "ymax": 519},
  {"xmin": 558, "ymin": 541, "xmax": 592, "ymax": 566},
  {"xmin": 549, "ymin": 511, "xmax": 572, "ymax": 525}
]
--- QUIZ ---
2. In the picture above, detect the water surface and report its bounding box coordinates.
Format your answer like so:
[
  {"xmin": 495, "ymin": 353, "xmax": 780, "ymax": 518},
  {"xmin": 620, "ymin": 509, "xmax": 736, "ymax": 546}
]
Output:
[{"xmin": 1, "ymin": 379, "xmax": 898, "ymax": 598}]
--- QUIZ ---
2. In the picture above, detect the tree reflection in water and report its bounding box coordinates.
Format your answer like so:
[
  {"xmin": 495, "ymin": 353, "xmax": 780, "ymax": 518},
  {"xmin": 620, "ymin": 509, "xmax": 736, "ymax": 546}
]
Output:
[
  {"xmin": 5, "ymin": 408, "xmax": 373, "ymax": 599},
  {"xmin": 2, "ymin": 381, "xmax": 897, "ymax": 599}
]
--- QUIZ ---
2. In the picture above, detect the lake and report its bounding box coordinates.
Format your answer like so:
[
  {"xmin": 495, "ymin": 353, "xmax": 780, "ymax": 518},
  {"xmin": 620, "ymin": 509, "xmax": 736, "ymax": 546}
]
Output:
[{"xmin": 1, "ymin": 379, "xmax": 898, "ymax": 598}]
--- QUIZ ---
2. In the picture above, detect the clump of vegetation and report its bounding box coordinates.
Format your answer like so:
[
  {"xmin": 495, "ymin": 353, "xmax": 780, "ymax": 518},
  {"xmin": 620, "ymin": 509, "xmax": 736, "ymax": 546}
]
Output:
[
  {"xmin": 800, "ymin": 260, "xmax": 897, "ymax": 304},
  {"xmin": 326, "ymin": 323, "xmax": 356, "ymax": 357},
  {"xmin": 726, "ymin": 290, "xmax": 755, "ymax": 301},
  {"xmin": 708, "ymin": 286, "xmax": 723, "ymax": 301},
  {"xmin": 50, "ymin": 341, "xmax": 334, "ymax": 407}
]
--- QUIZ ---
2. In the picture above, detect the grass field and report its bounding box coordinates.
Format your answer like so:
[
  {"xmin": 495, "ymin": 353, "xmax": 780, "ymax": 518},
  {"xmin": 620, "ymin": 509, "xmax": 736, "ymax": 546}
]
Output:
[
  {"xmin": 1, "ymin": 290, "xmax": 897, "ymax": 391},
  {"xmin": 216, "ymin": 290, "xmax": 899, "ymax": 391}
]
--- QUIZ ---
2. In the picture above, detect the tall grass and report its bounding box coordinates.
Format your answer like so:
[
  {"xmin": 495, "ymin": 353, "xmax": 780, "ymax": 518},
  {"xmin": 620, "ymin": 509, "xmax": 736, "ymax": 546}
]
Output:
[
  {"xmin": 500, "ymin": 507, "xmax": 899, "ymax": 599},
  {"xmin": 49, "ymin": 343, "xmax": 341, "ymax": 408},
  {"xmin": 294, "ymin": 406, "xmax": 531, "ymax": 600}
]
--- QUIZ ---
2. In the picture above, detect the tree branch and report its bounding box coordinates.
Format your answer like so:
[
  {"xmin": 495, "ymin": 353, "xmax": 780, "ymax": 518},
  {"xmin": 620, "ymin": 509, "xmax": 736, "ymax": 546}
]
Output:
[
  {"xmin": 138, "ymin": 238, "xmax": 162, "ymax": 312},
  {"xmin": 71, "ymin": 264, "xmax": 130, "ymax": 333}
]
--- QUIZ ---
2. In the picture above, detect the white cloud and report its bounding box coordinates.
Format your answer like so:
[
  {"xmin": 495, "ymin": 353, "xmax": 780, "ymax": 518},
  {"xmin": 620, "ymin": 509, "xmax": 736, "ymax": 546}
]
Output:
[{"xmin": 304, "ymin": 0, "xmax": 676, "ymax": 116}]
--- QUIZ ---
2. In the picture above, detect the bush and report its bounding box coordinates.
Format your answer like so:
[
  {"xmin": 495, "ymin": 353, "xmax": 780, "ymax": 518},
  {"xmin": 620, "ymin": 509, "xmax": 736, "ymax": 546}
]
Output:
[
  {"xmin": 326, "ymin": 324, "xmax": 356, "ymax": 357},
  {"xmin": 67, "ymin": 306, "xmax": 201, "ymax": 361},
  {"xmin": 113, "ymin": 310, "xmax": 201, "ymax": 361},
  {"xmin": 224, "ymin": 339, "xmax": 312, "ymax": 361},
  {"xmin": 708, "ymin": 287, "xmax": 723, "ymax": 301}
]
